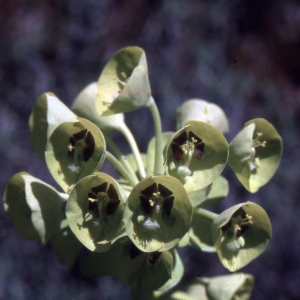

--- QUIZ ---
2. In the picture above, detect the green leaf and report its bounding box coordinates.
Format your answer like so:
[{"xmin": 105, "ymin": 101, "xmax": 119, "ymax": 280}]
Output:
[
  {"xmin": 3, "ymin": 172, "xmax": 66, "ymax": 244},
  {"xmin": 123, "ymin": 175, "xmax": 192, "ymax": 252},
  {"xmin": 72, "ymin": 82, "xmax": 125, "ymax": 134},
  {"xmin": 211, "ymin": 202, "xmax": 272, "ymax": 271},
  {"xmin": 187, "ymin": 185, "xmax": 212, "ymax": 208},
  {"xmin": 96, "ymin": 46, "xmax": 152, "ymax": 116},
  {"xmin": 190, "ymin": 176, "xmax": 229, "ymax": 208},
  {"xmin": 189, "ymin": 208, "xmax": 217, "ymax": 252},
  {"xmin": 50, "ymin": 212, "xmax": 83, "ymax": 269},
  {"xmin": 111, "ymin": 236, "xmax": 173, "ymax": 292},
  {"xmin": 66, "ymin": 172, "xmax": 126, "ymax": 252},
  {"xmin": 45, "ymin": 118, "xmax": 106, "ymax": 193},
  {"xmin": 228, "ymin": 118, "xmax": 283, "ymax": 193},
  {"xmin": 205, "ymin": 176, "xmax": 229, "ymax": 206},
  {"xmin": 154, "ymin": 249, "xmax": 184, "ymax": 297},
  {"xmin": 177, "ymin": 99, "xmax": 229, "ymax": 134},
  {"xmin": 164, "ymin": 120, "xmax": 229, "ymax": 193},
  {"xmin": 29, "ymin": 92, "xmax": 77, "ymax": 163},
  {"xmin": 79, "ymin": 248, "xmax": 113, "ymax": 278}
]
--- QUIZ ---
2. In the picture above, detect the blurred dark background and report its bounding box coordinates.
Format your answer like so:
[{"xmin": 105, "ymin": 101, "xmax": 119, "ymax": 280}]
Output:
[{"xmin": 1, "ymin": 0, "xmax": 299, "ymax": 299}]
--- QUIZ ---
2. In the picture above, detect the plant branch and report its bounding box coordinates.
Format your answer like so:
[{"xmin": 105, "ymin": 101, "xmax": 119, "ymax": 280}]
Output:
[
  {"xmin": 148, "ymin": 97, "xmax": 164, "ymax": 175},
  {"xmin": 105, "ymin": 151, "xmax": 138, "ymax": 187}
]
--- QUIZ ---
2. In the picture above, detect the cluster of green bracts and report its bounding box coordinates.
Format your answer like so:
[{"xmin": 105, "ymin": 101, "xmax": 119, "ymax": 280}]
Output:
[{"xmin": 3, "ymin": 47, "xmax": 282, "ymax": 299}]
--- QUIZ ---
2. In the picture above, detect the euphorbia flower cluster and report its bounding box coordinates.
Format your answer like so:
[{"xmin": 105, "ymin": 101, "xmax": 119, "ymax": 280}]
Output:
[{"xmin": 3, "ymin": 46, "xmax": 282, "ymax": 299}]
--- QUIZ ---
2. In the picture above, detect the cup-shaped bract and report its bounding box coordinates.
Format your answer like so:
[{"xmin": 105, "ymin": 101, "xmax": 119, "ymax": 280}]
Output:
[
  {"xmin": 45, "ymin": 118, "xmax": 106, "ymax": 193},
  {"xmin": 123, "ymin": 175, "xmax": 192, "ymax": 252},
  {"xmin": 3, "ymin": 172, "xmax": 66, "ymax": 244},
  {"xmin": 177, "ymin": 99, "xmax": 229, "ymax": 134},
  {"xmin": 96, "ymin": 46, "xmax": 152, "ymax": 116},
  {"xmin": 29, "ymin": 92, "xmax": 77, "ymax": 163},
  {"xmin": 204, "ymin": 273, "xmax": 254, "ymax": 300},
  {"xmin": 110, "ymin": 236, "xmax": 173, "ymax": 292},
  {"xmin": 66, "ymin": 172, "xmax": 126, "ymax": 252},
  {"xmin": 182, "ymin": 273, "xmax": 254, "ymax": 300},
  {"xmin": 211, "ymin": 202, "xmax": 272, "ymax": 271},
  {"xmin": 164, "ymin": 120, "xmax": 229, "ymax": 193},
  {"xmin": 72, "ymin": 82, "xmax": 125, "ymax": 134},
  {"xmin": 228, "ymin": 118, "xmax": 283, "ymax": 193}
]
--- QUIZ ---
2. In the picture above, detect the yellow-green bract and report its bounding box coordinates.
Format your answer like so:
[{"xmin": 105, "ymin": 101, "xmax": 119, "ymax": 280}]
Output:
[
  {"xmin": 66, "ymin": 172, "xmax": 126, "ymax": 252},
  {"xmin": 123, "ymin": 175, "xmax": 192, "ymax": 252},
  {"xmin": 211, "ymin": 201, "xmax": 272, "ymax": 271},
  {"xmin": 229, "ymin": 118, "xmax": 283, "ymax": 193},
  {"xmin": 164, "ymin": 120, "xmax": 229, "ymax": 194},
  {"xmin": 96, "ymin": 46, "xmax": 152, "ymax": 116},
  {"xmin": 45, "ymin": 118, "xmax": 106, "ymax": 193}
]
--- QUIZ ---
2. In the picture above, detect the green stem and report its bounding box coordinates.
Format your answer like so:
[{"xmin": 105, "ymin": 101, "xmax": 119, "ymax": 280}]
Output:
[
  {"xmin": 117, "ymin": 122, "xmax": 146, "ymax": 180},
  {"xmin": 195, "ymin": 208, "xmax": 218, "ymax": 221},
  {"xmin": 148, "ymin": 97, "xmax": 163, "ymax": 175},
  {"xmin": 105, "ymin": 135, "xmax": 139, "ymax": 184},
  {"xmin": 105, "ymin": 151, "xmax": 138, "ymax": 187}
]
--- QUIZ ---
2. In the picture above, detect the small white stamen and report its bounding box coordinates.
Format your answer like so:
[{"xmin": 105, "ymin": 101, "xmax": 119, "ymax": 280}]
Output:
[
  {"xmin": 67, "ymin": 163, "xmax": 81, "ymax": 173},
  {"xmin": 143, "ymin": 218, "xmax": 160, "ymax": 230},
  {"xmin": 177, "ymin": 166, "xmax": 192, "ymax": 178}
]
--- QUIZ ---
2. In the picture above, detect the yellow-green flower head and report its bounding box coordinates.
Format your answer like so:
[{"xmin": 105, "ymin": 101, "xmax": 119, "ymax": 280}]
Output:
[
  {"xmin": 123, "ymin": 175, "xmax": 192, "ymax": 252},
  {"xmin": 164, "ymin": 120, "xmax": 229, "ymax": 193},
  {"xmin": 229, "ymin": 118, "xmax": 283, "ymax": 193},
  {"xmin": 66, "ymin": 172, "xmax": 126, "ymax": 252},
  {"xmin": 177, "ymin": 99, "xmax": 229, "ymax": 134},
  {"xmin": 211, "ymin": 202, "xmax": 272, "ymax": 271},
  {"xmin": 96, "ymin": 46, "xmax": 152, "ymax": 116},
  {"xmin": 45, "ymin": 118, "xmax": 106, "ymax": 193}
]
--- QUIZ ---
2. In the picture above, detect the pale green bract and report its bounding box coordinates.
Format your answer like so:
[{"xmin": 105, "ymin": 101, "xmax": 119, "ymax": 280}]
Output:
[
  {"xmin": 123, "ymin": 175, "xmax": 192, "ymax": 252},
  {"xmin": 177, "ymin": 98, "xmax": 229, "ymax": 134},
  {"xmin": 229, "ymin": 118, "xmax": 283, "ymax": 193},
  {"xmin": 45, "ymin": 118, "xmax": 106, "ymax": 193},
  {"xmin": 96, "ymin": 46, "xmax": 152, "ymax": 116},
  {"xmin": 164, "ymin": 120, "xmax": 229, "ymax": 193},
  {"xmin": 211, "ymin": 201, "xmax": 272, "ymax": 271}
]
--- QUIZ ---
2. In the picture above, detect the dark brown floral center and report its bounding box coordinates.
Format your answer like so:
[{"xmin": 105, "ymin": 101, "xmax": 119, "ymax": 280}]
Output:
[
  {"xmin": 139, "ymin": 183, "xmax": 174, "ymax": 216},
  {"xmin": 221, "ymin": 208, "xmax": 253, "ymax": 251},
  {"xmin": 68, "ymin": 129, "xmax": 95, "ymax": 162},
  {"xmin": 171, "ymin": 131, "xmax": 205, "ymax": 162},
  {"xmin": 87, "ymin": 182, "xmax": 120, "ymax": 226}
]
